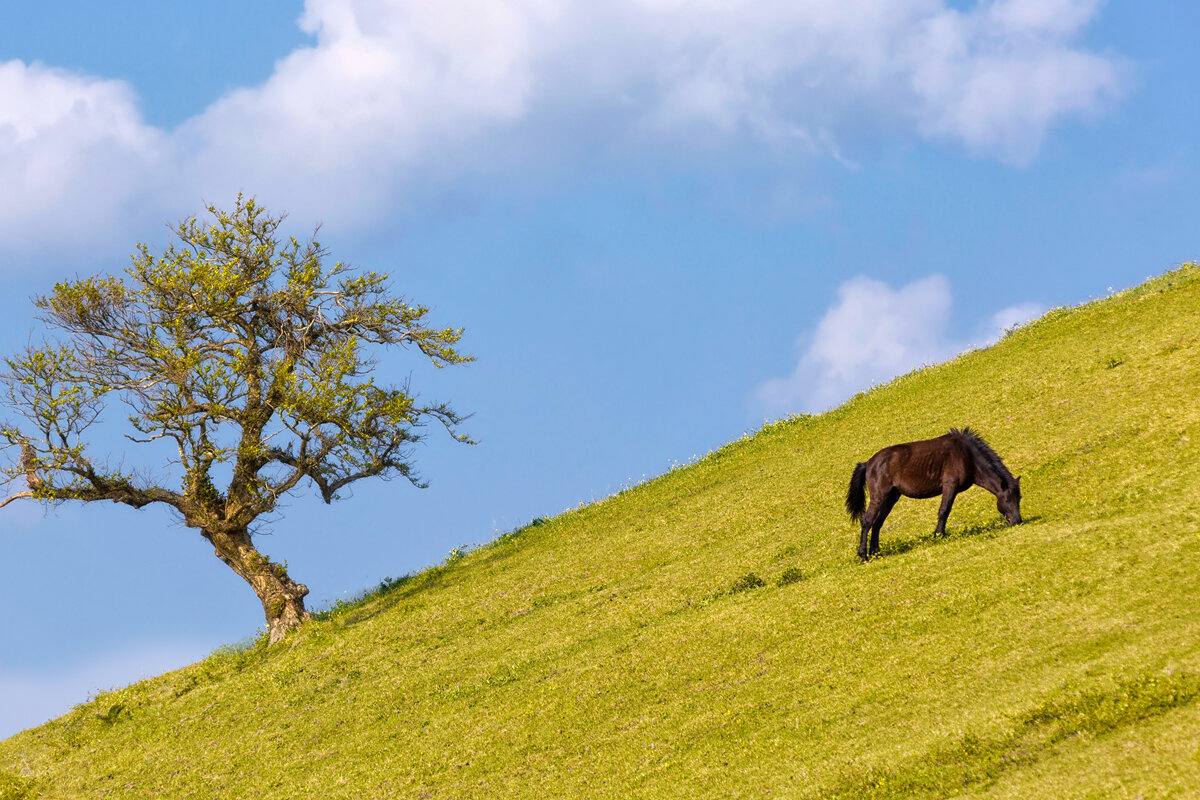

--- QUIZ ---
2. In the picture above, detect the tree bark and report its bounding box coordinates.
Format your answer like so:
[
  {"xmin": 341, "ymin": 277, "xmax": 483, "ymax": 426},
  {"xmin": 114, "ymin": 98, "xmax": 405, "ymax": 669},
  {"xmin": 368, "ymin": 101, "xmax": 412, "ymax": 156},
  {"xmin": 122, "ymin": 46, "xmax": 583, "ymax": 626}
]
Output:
[{"xmin": 203, "ymin": 527, "xmax": 310, "ymax": 644}]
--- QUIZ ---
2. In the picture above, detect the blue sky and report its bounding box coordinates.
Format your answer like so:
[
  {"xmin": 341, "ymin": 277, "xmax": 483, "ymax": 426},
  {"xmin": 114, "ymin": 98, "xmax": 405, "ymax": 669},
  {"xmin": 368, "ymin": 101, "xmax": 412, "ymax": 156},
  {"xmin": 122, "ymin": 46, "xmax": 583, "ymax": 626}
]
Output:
[{"xmin": 1, "ymin": 1, "xmax": 1197, "ymax": 738}]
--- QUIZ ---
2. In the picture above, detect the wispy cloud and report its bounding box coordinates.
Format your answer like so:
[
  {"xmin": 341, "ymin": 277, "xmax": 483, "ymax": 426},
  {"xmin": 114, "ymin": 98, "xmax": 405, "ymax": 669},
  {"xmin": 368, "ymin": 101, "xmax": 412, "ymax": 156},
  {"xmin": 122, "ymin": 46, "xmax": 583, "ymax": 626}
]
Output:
[
  {"xmin": 0, "ymin": 0, "xmax": 1126, "ymax": 255},
  {"xmin": 753, "ymin": 274, "xmax": 1043, "ymax": 416}
]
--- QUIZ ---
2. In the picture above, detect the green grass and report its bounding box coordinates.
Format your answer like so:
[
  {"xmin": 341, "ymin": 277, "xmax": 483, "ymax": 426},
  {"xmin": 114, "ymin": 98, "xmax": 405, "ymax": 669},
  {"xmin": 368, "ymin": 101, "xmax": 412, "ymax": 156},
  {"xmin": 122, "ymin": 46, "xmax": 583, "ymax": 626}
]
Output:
[{"xmin": 4, "ymin": 264, "xmax": 1200, "ymax": 798}]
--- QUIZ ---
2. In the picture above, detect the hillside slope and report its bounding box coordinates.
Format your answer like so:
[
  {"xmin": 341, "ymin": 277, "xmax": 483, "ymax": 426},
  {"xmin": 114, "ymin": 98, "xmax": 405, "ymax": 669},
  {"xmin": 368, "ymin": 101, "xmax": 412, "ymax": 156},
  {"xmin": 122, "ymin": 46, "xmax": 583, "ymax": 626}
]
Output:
[{"xmin": 3, "ymin": 265, "xmax": 1200, "ymax": 799}]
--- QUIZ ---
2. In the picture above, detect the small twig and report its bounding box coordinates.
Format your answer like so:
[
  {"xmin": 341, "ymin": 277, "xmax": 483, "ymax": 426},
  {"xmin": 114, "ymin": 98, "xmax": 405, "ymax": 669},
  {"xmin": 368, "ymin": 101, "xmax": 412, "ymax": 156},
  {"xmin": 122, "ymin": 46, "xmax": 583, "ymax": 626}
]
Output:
[{"xmin": 182, "ymin": 702, "xmax": 217, "ymax": 722}]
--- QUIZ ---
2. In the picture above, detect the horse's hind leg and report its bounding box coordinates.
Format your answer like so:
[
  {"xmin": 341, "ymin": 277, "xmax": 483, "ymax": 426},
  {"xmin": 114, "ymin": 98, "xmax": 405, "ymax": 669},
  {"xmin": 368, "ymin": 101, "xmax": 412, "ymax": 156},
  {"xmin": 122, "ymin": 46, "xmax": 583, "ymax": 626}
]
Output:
[
  {"xmin": 858, "ymin": 516, "xmax": 873, "ymax": 561},
  {"xmin": 869, "ymin": 489, "xmax": 900, "ymax": 556},
  {"xmin": 859, "ymin": 488, "xmax": 899, "ymax": 561}
]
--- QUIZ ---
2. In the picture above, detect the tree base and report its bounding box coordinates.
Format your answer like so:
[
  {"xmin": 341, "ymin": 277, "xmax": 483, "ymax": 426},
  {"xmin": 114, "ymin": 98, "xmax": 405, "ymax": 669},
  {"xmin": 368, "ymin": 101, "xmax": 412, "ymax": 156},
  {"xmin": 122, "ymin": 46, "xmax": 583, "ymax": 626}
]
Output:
[{"xmin": 205, "ymin": 527, "xmax": 311, "ymax": 644}]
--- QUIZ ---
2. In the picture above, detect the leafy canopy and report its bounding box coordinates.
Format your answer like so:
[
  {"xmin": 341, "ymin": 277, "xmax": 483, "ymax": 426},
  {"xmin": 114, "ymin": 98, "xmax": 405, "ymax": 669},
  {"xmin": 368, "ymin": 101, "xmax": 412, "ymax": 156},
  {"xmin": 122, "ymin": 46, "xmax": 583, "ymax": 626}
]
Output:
[{"xmin": 2, "ymin": 196, "xmax": 472, "ymax": 530}]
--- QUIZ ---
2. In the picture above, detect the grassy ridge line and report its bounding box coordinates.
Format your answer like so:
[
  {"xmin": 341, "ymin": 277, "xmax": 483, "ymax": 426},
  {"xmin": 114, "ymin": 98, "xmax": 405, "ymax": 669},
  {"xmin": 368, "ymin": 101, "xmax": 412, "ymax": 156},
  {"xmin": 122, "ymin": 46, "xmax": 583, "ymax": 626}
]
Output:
[
  {"xmin": 829, "ymin": 671, "xmax": 1200, "ymax": 798},
  {"xmin": 1, "ymin": 264, "xmax": 1199, "ymax": 798}
]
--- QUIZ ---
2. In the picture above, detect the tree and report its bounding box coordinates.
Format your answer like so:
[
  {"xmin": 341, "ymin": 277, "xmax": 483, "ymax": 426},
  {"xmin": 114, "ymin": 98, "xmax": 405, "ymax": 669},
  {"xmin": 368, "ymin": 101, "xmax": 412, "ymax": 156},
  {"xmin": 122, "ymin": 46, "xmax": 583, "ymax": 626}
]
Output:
[{"xmin": 1, "ymin": 197, "xmax": 472, "ymax": 643}]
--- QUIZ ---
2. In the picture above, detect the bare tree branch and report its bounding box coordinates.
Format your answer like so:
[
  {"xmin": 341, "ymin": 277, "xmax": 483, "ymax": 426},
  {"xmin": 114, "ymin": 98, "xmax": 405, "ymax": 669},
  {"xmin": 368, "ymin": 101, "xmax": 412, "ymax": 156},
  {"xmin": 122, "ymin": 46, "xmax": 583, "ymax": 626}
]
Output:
[{"xmin": 0, "ymin": 491, "xmax": 33, "ymax": 509}]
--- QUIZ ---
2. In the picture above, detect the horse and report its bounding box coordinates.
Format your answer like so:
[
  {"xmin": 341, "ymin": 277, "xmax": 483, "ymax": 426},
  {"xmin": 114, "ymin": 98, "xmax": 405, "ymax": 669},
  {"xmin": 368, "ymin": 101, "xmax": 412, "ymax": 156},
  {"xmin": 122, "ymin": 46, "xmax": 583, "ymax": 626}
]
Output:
[{"xmin": 845, "ymin": 427, "xmax": 1021, "ymax": 561}]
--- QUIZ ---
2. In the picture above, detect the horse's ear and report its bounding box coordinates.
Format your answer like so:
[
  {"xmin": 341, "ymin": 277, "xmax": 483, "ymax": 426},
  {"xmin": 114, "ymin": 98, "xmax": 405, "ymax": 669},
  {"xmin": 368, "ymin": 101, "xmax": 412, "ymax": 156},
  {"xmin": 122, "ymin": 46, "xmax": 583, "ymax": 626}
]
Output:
[{"xmin": 1016, "ymin": 475, "xmax": 1022, "ymax": 487}]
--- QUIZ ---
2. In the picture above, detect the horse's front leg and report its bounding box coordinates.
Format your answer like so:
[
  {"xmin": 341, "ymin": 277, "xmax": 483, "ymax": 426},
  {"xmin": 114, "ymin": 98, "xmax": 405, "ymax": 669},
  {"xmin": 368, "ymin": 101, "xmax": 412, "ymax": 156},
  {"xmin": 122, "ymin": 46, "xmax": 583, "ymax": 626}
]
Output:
[{"xmin": 934, "ymin": 487, "xmax": 957, "ymax": 536}]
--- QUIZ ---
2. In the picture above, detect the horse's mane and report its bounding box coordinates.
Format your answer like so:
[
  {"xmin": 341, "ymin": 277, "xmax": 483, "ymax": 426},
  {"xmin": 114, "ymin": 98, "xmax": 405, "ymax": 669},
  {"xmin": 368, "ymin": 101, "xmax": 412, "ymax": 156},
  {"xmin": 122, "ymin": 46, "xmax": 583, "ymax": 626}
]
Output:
[{"xmin": 949, "ymin": 427, "xmax": 1014, "ymax": 483}]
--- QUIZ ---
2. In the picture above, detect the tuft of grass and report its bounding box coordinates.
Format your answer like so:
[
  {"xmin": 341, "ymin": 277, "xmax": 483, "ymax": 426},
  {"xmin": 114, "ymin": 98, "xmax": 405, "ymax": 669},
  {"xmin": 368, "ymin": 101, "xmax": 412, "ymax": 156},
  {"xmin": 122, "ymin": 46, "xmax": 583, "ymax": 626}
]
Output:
[
  {"xmin": 94, "ymin": 704, "xmax": 125, "ymax": 727},
  {"xmin": 778, "ymin": 567, "xmax": 805, "ymax": 586},
  {"xmin": 729, "ymin": 572, "xmax": 767, "ymax": 593}
]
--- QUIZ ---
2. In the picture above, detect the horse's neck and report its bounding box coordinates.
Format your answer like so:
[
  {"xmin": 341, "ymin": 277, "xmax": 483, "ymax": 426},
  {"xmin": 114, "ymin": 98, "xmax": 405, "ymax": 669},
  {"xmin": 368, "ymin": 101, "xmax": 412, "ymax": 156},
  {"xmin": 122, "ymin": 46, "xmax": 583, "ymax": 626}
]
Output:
[{"xmin": 974, "ymin": 461, "xmax": 1007, "ymax": 495}]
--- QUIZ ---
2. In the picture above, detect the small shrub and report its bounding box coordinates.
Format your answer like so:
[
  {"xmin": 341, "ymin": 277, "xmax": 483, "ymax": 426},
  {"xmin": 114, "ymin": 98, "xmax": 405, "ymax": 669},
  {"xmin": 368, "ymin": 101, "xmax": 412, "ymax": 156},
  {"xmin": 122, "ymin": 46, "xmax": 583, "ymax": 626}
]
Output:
[
  {"xmin": 96, "ymin": 703, "xmax": 125, "ymax": 726},
  {"xmin": 778, "ymin": 567, "xmax": 804, "ymax": 586},
  {"xmin": 729, "ymin": 572, "xmax": 766, "ymax": 593},
  {"xmin": 377, "ymin": 574, "xmax": 414, "ymax": 594},
  {"xmin": 495, "ymin": 517, "xmax": 547, "ymax": 546}
]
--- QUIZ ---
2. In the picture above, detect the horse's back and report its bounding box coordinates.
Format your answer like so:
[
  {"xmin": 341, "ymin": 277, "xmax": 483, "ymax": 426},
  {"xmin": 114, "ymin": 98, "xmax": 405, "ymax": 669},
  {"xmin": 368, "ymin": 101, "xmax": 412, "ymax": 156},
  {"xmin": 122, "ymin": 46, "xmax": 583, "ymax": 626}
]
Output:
[{"xmin": 866, "ymin": 434, "xmax": 972, "ymax": 498}]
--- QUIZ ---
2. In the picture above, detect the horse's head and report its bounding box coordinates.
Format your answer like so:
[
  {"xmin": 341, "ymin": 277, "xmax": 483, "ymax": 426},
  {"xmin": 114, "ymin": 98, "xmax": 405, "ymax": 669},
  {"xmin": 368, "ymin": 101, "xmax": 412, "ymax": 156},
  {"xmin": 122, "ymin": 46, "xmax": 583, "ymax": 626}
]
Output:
[{"xmin": 998, "ymin": 475, "xmax": 1022, "ymax": 525}]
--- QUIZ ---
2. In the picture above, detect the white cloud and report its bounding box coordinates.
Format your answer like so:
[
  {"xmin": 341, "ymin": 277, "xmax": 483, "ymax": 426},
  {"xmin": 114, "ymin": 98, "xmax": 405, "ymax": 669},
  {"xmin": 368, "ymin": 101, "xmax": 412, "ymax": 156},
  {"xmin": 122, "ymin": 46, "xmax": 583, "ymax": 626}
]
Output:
[
  {"xmin": 177, "ymin": 0, "xmax": 551, "ymax": 225},
  {"xmin": 985, "ymin": 0, "xmax": 1103, "ymax": 36},
  {"xmin": 907, "ymin": 25, "xmax": 1123, "ymax": 163},
  {"xmin": 0, "ymin": 61, "xmax": 167, "ymax": 255},
  {"xmin": 0, "ymin": 0, "xmax": 1126, "ymax": 253},
  {"xmin": 754, "ymin": 274, "xmax": 1043, "ymax": 416}
]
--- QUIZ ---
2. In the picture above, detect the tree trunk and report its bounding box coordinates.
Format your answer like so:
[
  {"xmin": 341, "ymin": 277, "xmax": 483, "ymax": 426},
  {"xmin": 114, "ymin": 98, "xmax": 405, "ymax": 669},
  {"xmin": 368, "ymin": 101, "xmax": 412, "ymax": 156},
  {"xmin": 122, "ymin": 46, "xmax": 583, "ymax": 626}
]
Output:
[{"xmin": 204, "ymin": 527, "xmax": 310, "ymax": 644}]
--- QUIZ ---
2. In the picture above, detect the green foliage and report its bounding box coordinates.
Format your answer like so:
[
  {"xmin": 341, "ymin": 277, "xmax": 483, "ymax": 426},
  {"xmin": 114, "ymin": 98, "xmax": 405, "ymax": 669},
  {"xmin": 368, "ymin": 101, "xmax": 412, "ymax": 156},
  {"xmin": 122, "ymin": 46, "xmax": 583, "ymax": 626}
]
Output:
[
  {"xmin": 777, "ymin": 566, "xmax": 804, "ymax": 586},
  {"xmin": 94, "ymin": 704, "xmax": 125, "ymax": 726},
  {"xmin": 728, "ymin": 572, "xmax": 766, "ymax": 593},
  {"xmin": 4, "ymin": 264, "xmax": 1200, "ymax": 797},
  {"xmin": 2, "ymin": 195, "xmax": 472, "ymax": 520}
]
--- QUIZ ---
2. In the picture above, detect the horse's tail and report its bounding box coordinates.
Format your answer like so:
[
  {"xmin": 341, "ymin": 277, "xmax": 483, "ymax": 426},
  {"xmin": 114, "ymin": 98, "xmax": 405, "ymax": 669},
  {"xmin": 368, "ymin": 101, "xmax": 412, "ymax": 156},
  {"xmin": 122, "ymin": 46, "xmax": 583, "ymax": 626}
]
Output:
[{"xmin": 846, "ymin": 462, "xmax": 867, "ymax": 523}]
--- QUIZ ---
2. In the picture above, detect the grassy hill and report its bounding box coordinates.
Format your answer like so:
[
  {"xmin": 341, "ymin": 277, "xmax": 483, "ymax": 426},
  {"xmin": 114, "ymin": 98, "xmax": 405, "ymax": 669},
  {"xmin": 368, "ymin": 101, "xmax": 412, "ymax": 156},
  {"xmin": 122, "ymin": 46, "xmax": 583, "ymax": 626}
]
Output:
[{"xmin": 3, "ymin": 265, "xmax": 1200, "ymax": 799}]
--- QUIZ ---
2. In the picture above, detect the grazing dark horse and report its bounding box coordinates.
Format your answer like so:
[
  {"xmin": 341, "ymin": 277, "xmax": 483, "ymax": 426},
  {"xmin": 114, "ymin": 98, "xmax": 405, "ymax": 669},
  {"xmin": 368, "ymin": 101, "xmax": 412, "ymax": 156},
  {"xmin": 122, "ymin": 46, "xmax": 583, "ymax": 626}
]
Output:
[{"xmin": 845, "ymin": 427, "xmax": 1021, "ymax": 561}]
